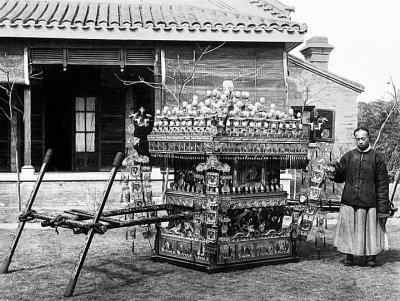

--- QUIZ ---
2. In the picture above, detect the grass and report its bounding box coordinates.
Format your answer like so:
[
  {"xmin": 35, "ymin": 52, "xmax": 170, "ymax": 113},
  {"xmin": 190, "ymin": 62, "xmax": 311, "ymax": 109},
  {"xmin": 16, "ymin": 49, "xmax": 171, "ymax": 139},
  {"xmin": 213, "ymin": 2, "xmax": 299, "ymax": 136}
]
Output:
[{"xmin": 1, "ymin": 215, "xmax": 400, "ymax": 301}]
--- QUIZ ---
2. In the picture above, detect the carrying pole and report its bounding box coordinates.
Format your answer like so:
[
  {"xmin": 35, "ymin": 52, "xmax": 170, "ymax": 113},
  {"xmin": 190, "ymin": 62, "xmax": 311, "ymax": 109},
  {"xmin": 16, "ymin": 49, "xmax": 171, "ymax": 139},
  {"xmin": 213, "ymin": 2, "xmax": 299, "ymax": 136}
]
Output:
[
  {"xmin": 64, "ymin": 152, "xmax": 124, "ymax": 297},
  {"xmin": 0, "ymin": 149, "xmax": 53, "ymax": 274},
  {"xmin": 389, "ymin": 169, "xmax": 400, "ymax": 217},
  {"xmin": 162, "ymin": 167, "xmax": 169, "ymax": 203}
]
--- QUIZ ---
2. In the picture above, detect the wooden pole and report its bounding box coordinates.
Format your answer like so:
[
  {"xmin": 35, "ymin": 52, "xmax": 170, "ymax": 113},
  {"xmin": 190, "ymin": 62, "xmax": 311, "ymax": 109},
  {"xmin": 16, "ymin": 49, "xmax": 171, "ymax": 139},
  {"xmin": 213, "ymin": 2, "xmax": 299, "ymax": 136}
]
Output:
[
  {"xmin": 107, "ymin": 212, "xmax": 193, "ymax": 228},
  {"xmin": 0, "ymin": 149, "xmax": 53, "ymax": 274},
  {"xmin": 64, "ymin": 152, "xmax": 123, "ymax": 297},
  {"xmin": 389, "ymin": 170, "xmax": 400, "ymax": 216},
  {"xmin": 68, "ymin": 204, "xmax": 170, "ymax": 217},
  {"xmin": 162, "ymin": 167, "xmax": 169, "ymax": 203},
  {"xmin": 23, "ymin": 86, "xmax": 32, "ymax": 167}
]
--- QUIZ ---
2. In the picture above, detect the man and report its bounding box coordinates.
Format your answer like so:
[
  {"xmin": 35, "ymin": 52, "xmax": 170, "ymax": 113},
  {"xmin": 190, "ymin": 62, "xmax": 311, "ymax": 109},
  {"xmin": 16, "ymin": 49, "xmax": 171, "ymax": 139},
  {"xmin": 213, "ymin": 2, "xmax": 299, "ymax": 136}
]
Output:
[{"xmin": 331, "ymin": 126, "xmax": 390, "ymax": 267}]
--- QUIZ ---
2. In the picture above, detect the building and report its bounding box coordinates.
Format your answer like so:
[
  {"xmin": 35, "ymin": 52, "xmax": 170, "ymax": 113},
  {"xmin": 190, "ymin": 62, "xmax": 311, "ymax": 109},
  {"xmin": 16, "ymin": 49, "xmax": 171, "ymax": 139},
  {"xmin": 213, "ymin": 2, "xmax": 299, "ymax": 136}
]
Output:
[
  {"xmin": 0, "ymin": 0, "xmax": 363, "ymax": 221},
  {"xmin": 288, "ymin": 36, "xmax": 364, "ymax": 149},
  {"xmin": 0, "ymin": 0, "xmax": 309, "ymax": 173}
]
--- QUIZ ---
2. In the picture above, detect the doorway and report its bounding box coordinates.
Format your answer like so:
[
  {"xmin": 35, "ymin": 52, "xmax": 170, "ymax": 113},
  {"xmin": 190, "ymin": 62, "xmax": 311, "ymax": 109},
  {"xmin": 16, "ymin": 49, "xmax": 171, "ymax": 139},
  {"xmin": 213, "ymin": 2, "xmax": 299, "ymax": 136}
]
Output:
[
  {"xmin": 32, "ymin": 65, "xmax": 101, "ymax": 171},
  {"xmin": 31, "ymin": 65, "xmax": 154, "ymax": 171}
]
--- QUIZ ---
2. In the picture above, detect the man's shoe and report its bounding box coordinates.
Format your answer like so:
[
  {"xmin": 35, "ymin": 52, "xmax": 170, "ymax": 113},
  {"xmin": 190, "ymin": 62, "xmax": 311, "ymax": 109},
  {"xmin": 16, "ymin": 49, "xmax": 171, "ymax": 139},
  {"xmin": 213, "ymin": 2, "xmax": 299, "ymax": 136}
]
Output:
[
  {"xmin": 343, "ymin": 254, "xmax": 353, "ymax": 266},
  {"xmin": 366, "ymin": 255, "xmax": 377, "ymax": 267},
  {"xmin": 366, "ymin": 260, "xmax": 376, "ymax": 267}
]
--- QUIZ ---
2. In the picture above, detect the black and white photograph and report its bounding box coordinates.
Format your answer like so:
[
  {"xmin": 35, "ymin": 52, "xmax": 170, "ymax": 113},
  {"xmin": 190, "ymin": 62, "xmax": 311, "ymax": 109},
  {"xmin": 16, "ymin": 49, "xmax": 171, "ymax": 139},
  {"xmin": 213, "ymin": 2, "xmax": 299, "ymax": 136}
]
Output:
[{"xmin": 1, "ymin": 0, "xmax": 399, "ymax": 300}]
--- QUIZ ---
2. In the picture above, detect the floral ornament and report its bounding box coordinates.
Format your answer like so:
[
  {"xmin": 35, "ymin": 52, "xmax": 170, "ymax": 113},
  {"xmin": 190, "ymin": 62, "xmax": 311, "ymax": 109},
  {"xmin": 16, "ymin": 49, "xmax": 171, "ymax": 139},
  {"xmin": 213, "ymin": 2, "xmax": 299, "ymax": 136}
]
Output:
[
  {"xmin": 127, "ymin": 136, "xmax": 140, "ymax": 148},
  {"xmin": 130, "ymin": 106, "xmax": 152, "ymax": 128},
  {"xmin": 313, "ymin": 114, "xmax": 328, "ymax": 131},
  {"xmin": 196, "ymin": 154, "xmax": 230, "ymax": 173}
]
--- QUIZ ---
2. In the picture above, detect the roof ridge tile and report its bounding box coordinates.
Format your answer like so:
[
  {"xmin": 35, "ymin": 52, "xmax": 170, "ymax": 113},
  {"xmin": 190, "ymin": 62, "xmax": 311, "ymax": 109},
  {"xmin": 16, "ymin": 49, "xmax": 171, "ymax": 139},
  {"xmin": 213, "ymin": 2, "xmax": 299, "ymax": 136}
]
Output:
[
  {"xmin": 74, "ymin": 2, "xmax": 88, "ymax": 25},
  {"xmin": 7, "ymin": 1, "xmax": 27, "ymax": 22},
  {"xmin": 130, "ymin": 4, "xmax": 142, "ymax": 26},
  {"xmin": 249, "ymin": 0, "xmax": 290, "ymax": 19},
  {"xmin": 194, "ymin": 7, "xmax": 209, "ymax": 27},
  {"xmin": 97, "ymin": 2, "xmax": 108, "ymax": 26},
  {"xmin": 172, "ymin": 5, "xmax": 187, "ymax": 26},
  {"xmin": 151, "ymin": 5, "xmax": 166, "ymax": 27},
  {"xmin": 0, "ymin": 1, "xmax": 7, "ymax": 12},
  {"xmin": 185, "ymin": 10, "xmax": 199, "ymax": 27},
  {"xmin": 41, "ymin": 1, "xmax": 58, "ymax": 25},
  {"xmin": 85, "ymin": 3, "xmax": 98, "ymax": 25},
  {"xmin": 50, "ymin": 2, "xmax": 68, "ymax": 24},
  {"xmin": 160, "ymin": 5, "xmax": 176, "ymax": 27},
  {"xmin": 26, "ymin": 1, "xmax": 45, "ymax": 23},
  {"xmin": 109, "ymin": 3, "xmax": 119, "ymax": 26},
  {"xmin": 141, "ymin": 4, "xmax": 154, "ymax": 27},
  {"xmin": 120, "ymin": 3, "xmax": 130, "ymax": 26},
  {"xmin": 0, "ymin": 0, "xmax": 18, "ymax": 21},
  {"xmin": 62, "ymin": 1, "xmax": 78, "ymax": 24}
]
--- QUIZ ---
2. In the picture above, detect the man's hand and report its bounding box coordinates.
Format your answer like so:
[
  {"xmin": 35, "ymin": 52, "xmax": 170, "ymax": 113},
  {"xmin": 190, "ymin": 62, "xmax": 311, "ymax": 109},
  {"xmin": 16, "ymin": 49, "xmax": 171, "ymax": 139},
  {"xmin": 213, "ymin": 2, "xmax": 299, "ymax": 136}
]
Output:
[{"xmin": 326, "ymin": 162, "xmax": 337, "ymax": 181}]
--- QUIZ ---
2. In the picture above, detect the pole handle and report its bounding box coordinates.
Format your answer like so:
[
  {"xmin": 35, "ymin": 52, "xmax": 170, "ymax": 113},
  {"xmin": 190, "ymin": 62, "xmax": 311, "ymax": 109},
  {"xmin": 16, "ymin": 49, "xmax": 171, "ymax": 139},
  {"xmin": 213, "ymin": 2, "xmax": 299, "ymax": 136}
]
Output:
[
  {"xmin": 43, "ymin": 149, "xmax": 53, "ymax": 164},
  {"xmin": 113, "ymin": 152, "xmax": 124, "ymax": 168},
  {"xmin": 394, "ymin": 169, "xmax": 400, "ymax": 184}
]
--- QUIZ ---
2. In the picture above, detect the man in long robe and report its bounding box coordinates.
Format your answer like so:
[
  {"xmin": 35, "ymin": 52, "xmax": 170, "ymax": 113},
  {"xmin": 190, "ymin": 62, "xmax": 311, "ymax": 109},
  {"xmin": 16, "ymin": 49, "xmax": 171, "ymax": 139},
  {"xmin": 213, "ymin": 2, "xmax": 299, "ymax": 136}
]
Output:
[{"xmin": 331, "ymin": 127, "xmax": 390, "ymax": 267}]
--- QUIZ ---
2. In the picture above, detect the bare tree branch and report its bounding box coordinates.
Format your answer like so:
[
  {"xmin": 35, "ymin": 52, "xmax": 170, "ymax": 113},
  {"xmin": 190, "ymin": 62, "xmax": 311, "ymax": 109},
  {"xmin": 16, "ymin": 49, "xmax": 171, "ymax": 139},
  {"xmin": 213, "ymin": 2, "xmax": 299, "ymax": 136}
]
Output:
[
  {"xmin": 0, "ymin": 59, "xmax": 23, "ymax": 210},
  {"xmin": 117, "ymin": 43, "xmax": 225, "ymax": 108},
  {"xmin": 0, "ymin": 84, "xmax": 10, "ymax": 93},
  {"xmin": 15, "ymin": 88, "xmax": 24, "ymax": 108},
  {"xmin": 0, "ymin": 96, "xmax": 21, "ymax": 113},
  {"xmin": 373, "ymin": 75, "xmax": 399, "ymax": 148},
  {"xmin": 0, "ymin": 106, "xmax": 11, "ymax": 120},
  {"xmin": 296, "ymin": 75, "xmax": 327, "ymax": 110}
]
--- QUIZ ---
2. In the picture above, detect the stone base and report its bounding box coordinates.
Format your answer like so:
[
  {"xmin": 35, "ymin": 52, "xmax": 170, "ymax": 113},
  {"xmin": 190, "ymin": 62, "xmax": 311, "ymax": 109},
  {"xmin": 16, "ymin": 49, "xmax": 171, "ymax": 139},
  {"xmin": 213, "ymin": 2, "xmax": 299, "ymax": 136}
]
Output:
[{"xmin": 21, "ymin": 165, "xmax": 35, "ymax": 176}]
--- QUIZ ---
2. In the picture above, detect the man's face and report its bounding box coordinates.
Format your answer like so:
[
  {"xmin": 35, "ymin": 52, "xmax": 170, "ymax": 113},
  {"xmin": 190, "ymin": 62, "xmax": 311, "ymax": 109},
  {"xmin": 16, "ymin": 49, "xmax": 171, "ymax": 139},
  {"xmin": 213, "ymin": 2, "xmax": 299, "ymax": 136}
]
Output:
[{"xmin": 354, "ymin": 130, "xmax": 370, "ymax": 151}]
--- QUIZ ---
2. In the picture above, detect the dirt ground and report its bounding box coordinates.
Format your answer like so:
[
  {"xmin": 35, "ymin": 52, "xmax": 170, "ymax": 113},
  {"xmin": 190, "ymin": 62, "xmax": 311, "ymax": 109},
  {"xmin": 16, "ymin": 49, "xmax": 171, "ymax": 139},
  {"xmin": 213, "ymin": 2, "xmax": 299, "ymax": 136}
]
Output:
[{"xmin": 1, "ymin": 214, "xmax": 400, "ymax": 301}]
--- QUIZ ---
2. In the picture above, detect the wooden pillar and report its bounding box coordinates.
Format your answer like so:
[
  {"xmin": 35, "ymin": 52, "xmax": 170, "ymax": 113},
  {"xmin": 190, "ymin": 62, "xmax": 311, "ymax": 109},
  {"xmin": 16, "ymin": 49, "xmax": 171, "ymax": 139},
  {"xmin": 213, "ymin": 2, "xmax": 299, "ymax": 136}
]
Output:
[
  {"xmin": 22, "ymin": 86, "xmax": 34, "ymax": 174},
  {"xmin": 283, "ymin": 51, "xmax": 289, "ymax": 111},
  {"xmin": 23, "ymin": 86, "xmax": 31, "ymax": 166},
  {"xmin": 160, "ymin": 49, "xmax": 165, "ymax": 110},
  {"xmin": 10, "ymin": 110, "xmax": 18, "ymax": 172},
  {"xmin": 153, "ymin": 48, "xmax": 163, "ymax": 113}
]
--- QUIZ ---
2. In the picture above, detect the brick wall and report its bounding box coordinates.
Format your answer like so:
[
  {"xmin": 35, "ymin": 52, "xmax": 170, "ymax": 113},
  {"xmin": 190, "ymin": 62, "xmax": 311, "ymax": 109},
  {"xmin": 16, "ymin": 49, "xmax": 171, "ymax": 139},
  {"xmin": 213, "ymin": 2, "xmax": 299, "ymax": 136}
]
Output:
[
  {"xmin": 0, "ymin": 42, "xmax": 25, "ymax": 84},
  {"xmin": 288, "ymin": 61, "xmax": 360, "ymax": 150}
]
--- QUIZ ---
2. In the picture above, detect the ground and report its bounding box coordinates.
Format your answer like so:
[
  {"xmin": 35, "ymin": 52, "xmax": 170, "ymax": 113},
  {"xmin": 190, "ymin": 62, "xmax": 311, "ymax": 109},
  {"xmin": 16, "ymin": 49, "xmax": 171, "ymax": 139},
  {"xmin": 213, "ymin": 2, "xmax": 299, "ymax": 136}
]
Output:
[{"xmin": 1, "ymin": 214, "xmax": 400, "ymax": 301}]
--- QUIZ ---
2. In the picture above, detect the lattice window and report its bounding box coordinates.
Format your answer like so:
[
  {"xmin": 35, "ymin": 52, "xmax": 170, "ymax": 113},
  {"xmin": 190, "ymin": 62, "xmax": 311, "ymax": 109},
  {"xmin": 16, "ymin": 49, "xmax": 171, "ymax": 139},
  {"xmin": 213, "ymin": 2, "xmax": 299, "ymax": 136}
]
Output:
[{"xmin": 75, "ymin": 97, "xmax": 96, "ymax": 152}]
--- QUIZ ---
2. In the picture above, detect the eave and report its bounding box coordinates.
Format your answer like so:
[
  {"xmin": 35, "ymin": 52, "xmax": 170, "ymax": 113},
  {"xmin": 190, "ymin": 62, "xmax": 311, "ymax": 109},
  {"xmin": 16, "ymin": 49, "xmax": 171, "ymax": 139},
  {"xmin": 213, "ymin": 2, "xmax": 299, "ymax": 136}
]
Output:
[{"xmin": 288, "ymin": 54, "xmax": 365, "ymax": 93}]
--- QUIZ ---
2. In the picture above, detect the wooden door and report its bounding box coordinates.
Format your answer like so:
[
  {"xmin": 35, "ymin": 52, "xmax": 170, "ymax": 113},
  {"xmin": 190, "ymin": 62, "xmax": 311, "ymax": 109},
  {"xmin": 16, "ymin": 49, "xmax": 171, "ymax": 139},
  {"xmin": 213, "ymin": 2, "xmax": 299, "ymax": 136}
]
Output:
[
  {"xmin": 31, "ymin": 86, "xmax": 45, "ymax": 171},
  {"xmin": 74, "ymin": 96, "xmax": 97, "ymax": 171},
  {"xmin": 98, "ymin": 87, "xmax": 124, "ymax": 170}
]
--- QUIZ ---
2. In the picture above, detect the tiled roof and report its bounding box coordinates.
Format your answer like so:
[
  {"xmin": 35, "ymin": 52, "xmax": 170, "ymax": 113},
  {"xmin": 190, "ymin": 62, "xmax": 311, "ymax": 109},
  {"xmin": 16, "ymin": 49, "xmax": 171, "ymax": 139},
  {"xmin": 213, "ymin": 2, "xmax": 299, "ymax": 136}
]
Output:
[
  {"xmin": 0, "ymin": 0, "xmax": 307, "ymax": 42},
  {"xmin": 288, "ymin": 54, "xmax": 365, "ymax": 93},
  {"xmin": 249, "ymin": 0, "xmax": 294, "ymax": 18}
]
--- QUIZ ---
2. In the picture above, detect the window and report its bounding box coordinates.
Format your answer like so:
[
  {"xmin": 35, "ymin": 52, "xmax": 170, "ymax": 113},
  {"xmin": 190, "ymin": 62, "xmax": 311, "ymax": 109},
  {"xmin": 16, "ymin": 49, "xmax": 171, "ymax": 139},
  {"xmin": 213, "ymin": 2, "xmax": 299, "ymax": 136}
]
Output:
[
  {"xmin": 75, "ymin": 97, "xmax": 96, "ymax": 152},
  {"xmin": 313, "ymin": 109, "xmax": 335, "ymax": 142},
  {"xmin": 291, "ymin": 106, "xmax": 315, "ymax": 124},
  {"xmin": 291, "ymin": 106, "xmax": 335, "ymax": 143},
  {"xmin": 291, "ymin": 106, "xmax": 314, "ymax": 142}
]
